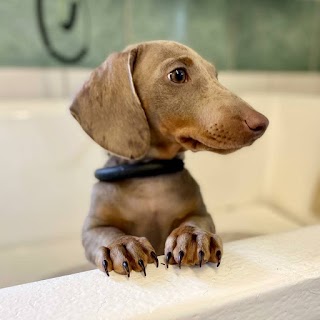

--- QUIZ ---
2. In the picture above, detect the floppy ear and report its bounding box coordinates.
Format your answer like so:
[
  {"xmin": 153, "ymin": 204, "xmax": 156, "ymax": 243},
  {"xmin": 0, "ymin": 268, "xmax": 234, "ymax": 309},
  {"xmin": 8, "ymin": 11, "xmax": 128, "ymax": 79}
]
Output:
[{"xmin": 70, "ymin": 47, "xmax": 150, "ymax": 159}]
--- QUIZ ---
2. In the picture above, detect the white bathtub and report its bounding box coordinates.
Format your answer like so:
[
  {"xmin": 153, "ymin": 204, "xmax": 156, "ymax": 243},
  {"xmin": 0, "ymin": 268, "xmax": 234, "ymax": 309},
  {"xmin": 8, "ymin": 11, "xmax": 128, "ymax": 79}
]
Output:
[{"xmin": 0, "ymin": 69, "xmax": 319, "ymax": 288}]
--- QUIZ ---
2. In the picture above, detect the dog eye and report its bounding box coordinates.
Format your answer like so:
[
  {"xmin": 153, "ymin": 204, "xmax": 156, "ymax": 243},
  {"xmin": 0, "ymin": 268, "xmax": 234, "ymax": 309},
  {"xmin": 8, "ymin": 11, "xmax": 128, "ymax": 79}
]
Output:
[{"xmin": 168, "ymin": 68, "xmax": 188, "ymax": 83}]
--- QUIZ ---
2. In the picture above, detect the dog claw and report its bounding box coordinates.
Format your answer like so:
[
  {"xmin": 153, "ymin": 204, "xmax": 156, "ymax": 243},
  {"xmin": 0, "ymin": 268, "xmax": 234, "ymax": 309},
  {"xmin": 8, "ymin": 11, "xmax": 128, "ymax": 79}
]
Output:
[
  {"xmin": 166, "ymin": 252, "xmax": 172, "ymax": 268},
  {"xmin": 199, "ymin": 250, "xmax": 204, "ymax": 268},
  {"xmin": 151, "ymin": 251, "xmax": 159, "ymax": 268},
  {"xmin": 138, "ymin": 259, "xmax": 146, "ymax": 276},
  {"xmin": 178, "ymin": 250, "xmax": 184, "ymax": 269},
  {"xmin": 216, "ymin": 250, "xmax": 221, "ymax": 267},
  {"xmin": 102, "ymin": 260, "xmax": 109, "ymax": 276},
  {"xmin": 122, "ymin": 261, "xmax": 130, "ymax": 277}
]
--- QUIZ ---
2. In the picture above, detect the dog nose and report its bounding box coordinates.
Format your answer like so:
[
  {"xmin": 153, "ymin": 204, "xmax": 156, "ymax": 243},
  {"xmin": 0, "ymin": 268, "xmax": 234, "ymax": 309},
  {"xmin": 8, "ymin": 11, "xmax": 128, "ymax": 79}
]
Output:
[{"xmin": 245, "ymin": 113, "xmax": 269, "ymax": 136}]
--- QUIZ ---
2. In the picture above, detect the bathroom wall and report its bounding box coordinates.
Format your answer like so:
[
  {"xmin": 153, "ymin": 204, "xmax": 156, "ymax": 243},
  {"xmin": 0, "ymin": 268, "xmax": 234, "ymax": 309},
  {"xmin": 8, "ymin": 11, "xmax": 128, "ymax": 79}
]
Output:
[{"xmin": 1, "ymin": 0, "xmax": 320, "ymax": 70}]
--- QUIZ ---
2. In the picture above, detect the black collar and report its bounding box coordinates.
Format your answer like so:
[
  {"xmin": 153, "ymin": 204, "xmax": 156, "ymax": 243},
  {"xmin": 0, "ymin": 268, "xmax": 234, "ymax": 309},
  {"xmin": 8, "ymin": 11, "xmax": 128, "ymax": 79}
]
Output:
[{"xmin": 95, "ymin": 158, "xmax": 184, "ymax": 182}]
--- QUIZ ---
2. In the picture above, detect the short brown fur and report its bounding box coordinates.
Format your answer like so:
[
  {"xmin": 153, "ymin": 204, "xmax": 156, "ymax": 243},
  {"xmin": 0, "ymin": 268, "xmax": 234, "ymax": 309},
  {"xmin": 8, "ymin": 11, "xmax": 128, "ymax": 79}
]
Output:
[{"xmin": 71, "ymin": 41, "xmax": 268, "ymax": 275}]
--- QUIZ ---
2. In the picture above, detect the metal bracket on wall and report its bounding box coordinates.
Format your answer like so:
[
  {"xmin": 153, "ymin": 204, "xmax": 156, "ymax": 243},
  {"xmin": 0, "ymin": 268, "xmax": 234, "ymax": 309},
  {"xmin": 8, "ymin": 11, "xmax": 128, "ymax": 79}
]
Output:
[{"xmin": 36, "ymin": 0, "xmax": 89, "ymax": 64}]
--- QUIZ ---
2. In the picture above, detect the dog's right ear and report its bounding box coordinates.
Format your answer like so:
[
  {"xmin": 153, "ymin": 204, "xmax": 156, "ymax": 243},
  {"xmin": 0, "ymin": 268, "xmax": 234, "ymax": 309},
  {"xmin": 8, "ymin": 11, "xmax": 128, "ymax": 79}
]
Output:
[{"xmin": 70, "ymin": 47, "xmax": 150, "ymax": 159}]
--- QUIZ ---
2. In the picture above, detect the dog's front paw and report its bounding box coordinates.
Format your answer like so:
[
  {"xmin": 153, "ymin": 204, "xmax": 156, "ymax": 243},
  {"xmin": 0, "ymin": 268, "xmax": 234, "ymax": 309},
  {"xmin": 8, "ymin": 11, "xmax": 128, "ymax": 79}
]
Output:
[
  {"xmin": 165, "ymin": 225, "xmax": 223, "ymax": 268},
  {"xmin": 97, "ymin": 236, "xmax": 158, "ymax": 277}
]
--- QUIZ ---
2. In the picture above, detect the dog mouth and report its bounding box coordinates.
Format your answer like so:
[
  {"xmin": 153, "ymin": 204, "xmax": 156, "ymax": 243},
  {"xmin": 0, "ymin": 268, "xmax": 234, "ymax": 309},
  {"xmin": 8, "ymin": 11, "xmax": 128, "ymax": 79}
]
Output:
[{"xmin": 177, "ymin": 135, "xmax": 250, "ymax": 154}]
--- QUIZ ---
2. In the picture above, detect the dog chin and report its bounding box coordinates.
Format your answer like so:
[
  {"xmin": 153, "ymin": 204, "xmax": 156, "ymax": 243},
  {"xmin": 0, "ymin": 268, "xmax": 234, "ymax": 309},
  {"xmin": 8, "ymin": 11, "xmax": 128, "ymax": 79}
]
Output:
[
  {"xmin": 178, "ymin": 136, "xmax": 243, "ymax": 154},
  {"xmin": 209, "ymin": 147, "xmax": 241, "ymax": 154},
  {"xmin": 198, "ymin": 144, "xmax": 243, "ymax": 154}
]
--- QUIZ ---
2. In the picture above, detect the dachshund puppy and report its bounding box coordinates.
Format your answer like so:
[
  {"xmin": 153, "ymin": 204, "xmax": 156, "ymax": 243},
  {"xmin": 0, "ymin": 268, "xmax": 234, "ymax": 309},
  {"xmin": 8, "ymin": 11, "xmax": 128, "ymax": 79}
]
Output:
[{"xmin": 70, "ymin": 41, "xmax": 268, "ymax": 276}]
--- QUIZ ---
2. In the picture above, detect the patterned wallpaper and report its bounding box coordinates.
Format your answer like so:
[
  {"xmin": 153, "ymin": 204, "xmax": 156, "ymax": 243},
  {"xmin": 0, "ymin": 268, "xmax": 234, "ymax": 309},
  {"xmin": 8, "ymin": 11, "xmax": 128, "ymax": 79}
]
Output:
[{"xmin": 1, "ymin": 0, "xmax": 320, "ymax": 70}]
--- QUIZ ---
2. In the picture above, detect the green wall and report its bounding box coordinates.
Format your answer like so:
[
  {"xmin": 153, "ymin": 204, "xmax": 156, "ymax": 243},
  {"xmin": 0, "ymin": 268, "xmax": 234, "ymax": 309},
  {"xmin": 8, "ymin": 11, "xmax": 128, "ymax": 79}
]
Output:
[{"xmin": 1, "ymin": 0, "xmax": 320, "ymax": 70}]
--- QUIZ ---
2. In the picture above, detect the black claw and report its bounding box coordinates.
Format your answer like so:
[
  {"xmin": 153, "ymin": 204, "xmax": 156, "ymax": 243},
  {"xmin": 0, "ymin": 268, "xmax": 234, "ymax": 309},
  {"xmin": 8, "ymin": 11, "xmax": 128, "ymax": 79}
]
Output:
[
  {"xmin": 122, "ymin": 261, "xmax": 130, "ymax": 277},
  {"xmin": 216, "ymin": 250, "xmax": 221, "ymax": 267},
  {"xmin": 178, "ymin": 250, "xmax": 184, "ymax": 269},
  {"xmin": 151, "ymin": 251, "xmax": 159, "ymax": 268},
  {"xmin": 138, "ymin": 259, "xmax": 146, "ymax": 276},
  {"xmin": 102, "ymin": 260, "xmax": 109, "ymax": 276},
  {"xmin": 166, "ymin": 252, "xmax": 172, "ymax": 268},
  {"xmin": 199, "ymin": 250, "xmax": 204, "ymax": 268}
]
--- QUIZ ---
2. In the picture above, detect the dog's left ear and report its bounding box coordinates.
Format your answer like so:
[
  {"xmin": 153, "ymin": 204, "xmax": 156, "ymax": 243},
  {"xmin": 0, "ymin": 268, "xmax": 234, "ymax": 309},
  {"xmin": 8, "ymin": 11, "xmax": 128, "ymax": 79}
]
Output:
[{"xmin": 70, "ymin": 46, "xmax": 150, "ymax": 159}]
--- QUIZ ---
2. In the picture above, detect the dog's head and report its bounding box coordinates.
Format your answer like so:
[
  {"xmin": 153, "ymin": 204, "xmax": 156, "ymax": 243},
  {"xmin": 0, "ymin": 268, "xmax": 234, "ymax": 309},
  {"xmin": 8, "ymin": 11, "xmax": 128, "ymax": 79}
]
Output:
[{"xmin": 70, "ymin": 41, "xmax": 268, "ymax": 159}]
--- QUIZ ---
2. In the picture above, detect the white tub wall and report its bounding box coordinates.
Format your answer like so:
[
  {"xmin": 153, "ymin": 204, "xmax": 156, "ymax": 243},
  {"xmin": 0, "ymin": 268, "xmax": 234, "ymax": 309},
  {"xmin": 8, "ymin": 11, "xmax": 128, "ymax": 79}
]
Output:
[
  {"xmin": 0, "ymin": 100, "xmax": 104, "ymax": 287},
  {"xmin": 220, "ymin": 71, "xmax": 320, "ymax": 95},
  {"xmin": 190, "ymin": 78, "xmax": 320, "ymax": 220},
  {"xmin": 262, "ymin": 98, "xmax": 320, "ymax": 223},
  {"xmin": 0, "ymin": 68, "xmax": 67, "ymax": 99},
  {"xmin": 0, "ymin": 100, "xmax": 106, "ymax": 247},
  {"xmin": 221, "ymin": 74, "xmax": 320, "ymax": 223}
]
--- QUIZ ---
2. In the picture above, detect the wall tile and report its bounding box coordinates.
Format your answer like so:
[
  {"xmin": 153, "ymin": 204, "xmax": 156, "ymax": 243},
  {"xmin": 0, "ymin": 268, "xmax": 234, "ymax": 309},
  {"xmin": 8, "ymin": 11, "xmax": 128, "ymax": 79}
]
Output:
[{"xmin": 0, "ymin": 0, "xmax": 319, "ymax": 70}]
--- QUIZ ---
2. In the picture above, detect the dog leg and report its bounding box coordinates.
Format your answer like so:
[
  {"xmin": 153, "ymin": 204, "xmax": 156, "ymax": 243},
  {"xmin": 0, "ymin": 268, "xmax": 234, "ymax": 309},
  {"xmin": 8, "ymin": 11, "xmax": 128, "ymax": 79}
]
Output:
[
  {"xmin": 83, "ymin": 227, "xmax": 158, "ymax": 277},
  {"xmin": 164, "ymin": 214, "xmax": 223, "ymax": 268}
]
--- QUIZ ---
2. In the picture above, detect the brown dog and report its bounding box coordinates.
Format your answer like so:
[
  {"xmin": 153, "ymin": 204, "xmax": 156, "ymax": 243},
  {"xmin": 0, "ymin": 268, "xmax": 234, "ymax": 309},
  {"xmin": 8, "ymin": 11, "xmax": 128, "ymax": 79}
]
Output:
[{"xmin": 70, "ymin": 41, "xmax": 268, "ymax": 277}]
